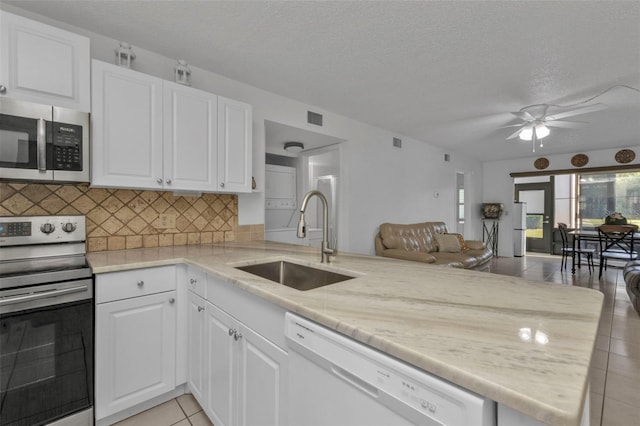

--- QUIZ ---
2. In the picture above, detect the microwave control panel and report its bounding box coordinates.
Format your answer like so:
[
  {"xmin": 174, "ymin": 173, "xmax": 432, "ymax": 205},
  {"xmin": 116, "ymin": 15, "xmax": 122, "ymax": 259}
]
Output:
[{"xmin": 52, "ymin": 122, "xmax": 82, "ymax": 171}]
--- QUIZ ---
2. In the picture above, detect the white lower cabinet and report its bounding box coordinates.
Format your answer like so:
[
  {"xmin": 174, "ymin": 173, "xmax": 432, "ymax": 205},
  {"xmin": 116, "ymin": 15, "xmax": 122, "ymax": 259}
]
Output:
[
  {"xmin": 95, "ymin": 291, "xmax": 177, "ymax": 419},
  {"xmin": 187, "ymin": 291, "xmax": 206, "ymax": 404},
  {"xmin": 95, "ymin": 266, "xmax": 178, "ymax": 422},
  {"xmin": 203, "ymin": 301, "xmax": 288, "ymax": 426},
  {"xmin": 97, "ymin": 265, "xmax": 287, "ymax": 425}
]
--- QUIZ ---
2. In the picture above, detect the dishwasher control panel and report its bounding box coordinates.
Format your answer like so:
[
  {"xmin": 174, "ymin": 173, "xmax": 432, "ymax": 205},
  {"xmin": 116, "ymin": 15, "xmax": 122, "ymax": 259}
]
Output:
[{"xmin": 285, "ymin": 313, "xmax": 495, "ymax": 426}]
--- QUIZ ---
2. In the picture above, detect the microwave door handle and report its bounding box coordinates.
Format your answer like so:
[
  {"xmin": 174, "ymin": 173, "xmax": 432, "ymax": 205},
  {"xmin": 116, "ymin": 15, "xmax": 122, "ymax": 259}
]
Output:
[{"xmin": 37, "ymin": 118, "xmax": 47, "ymax": 171}]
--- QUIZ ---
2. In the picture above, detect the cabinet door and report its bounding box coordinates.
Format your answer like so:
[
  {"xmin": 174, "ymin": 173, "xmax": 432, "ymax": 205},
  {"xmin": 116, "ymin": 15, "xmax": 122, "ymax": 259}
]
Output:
[
  {"xmin": 95, "ymin": 291, "xmax": 177, "ymax": 419},
  {"xmin": 0, "ymin": 11, "xmax": 90, "ymax": 111},
  {"xmin": 204, "ymin": 302, "xmax": 237, "ymax": 426},
  {"xmin": 91, "ymin": 60, "xmax": 164, "ymax": 189},
  {"xmin": 164, "ymin": 82, "xmax": 218, "ymax": 191},
  {"xmin": 237, "ymin": 324, "xmax": 289, "ymax": 426},
  {"xmin": 187, "ymin": 292, "xmax": 206, "ymax": 404},
  {"xmin": 217, "ymin": 96, "xmax": 252, "ymax": 193}
]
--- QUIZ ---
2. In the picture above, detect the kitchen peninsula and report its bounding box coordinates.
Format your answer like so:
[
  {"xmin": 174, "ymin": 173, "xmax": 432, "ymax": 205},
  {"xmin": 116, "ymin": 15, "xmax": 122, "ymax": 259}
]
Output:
[{"xmin": 89, "ymin": 241, "xmax": 603, "ymax": 426}]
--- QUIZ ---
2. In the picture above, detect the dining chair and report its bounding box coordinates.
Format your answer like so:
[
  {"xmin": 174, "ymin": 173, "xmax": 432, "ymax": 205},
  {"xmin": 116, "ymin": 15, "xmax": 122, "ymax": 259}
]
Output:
[
  {"xmin": 558, "ymin": 223, "xmax": 595, "ymax": 273},
  {"xmin": 597, "ymin": 224, "xmax": 639, "ymax": 279}
]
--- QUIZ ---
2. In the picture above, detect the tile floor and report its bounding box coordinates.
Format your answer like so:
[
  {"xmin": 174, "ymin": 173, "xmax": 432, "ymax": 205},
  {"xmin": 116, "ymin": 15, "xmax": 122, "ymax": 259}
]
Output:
[
  {"xmin": 113, "ymin": 394, "xmax": 211, "ymax": 426},
  {"xmin": 118, "ymin": 253, "xmax": 638, "ymax": 426}
]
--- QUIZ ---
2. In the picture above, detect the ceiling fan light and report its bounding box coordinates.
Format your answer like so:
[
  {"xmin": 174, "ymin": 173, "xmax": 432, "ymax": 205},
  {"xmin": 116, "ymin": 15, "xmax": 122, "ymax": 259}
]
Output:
[
  {"xmin": 519, "ymin": 126, "xmax": 533, "ymax": 141},
  {"xmin": 535, "ymin": 123, "xmax": 550, "ymax": 139}
]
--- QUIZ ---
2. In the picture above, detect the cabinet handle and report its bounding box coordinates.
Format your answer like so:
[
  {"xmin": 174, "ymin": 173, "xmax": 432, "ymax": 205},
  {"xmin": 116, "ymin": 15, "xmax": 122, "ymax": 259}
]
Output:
[
  {"xmin": 156, "ymin": 177, "xmax": 163, "ymax": 184},
  {"xmin": 190, "ymin": 278, "xmax": 197, "ymax": 285},
  {"xmin": 137, "ymin": 280, "xmax": 144, "ymax": 287},
  {"xmin": 197, "ymin": 306, "xmax": 204, "ymax": 312},
  {"xmin": 0, "ymin": 85, "xmax": 6, "ymax": 94},
  {"xmin": 234, "ymin": 331, "xmax": 243, "ymax": 341},
  {"xmin": 169, "ymin": 298, "xmax": 175, "ymax": 304},
  {"xmin": 228, "ymin": 328, "xmax": 236, "ymax": 336},
  {"xmin": 220, "ymin": 182, "xmax": 225, "ymax": 188},
  {"xmin": 166, "ymin": 179, "xmax": 172, "ymax": 184}
]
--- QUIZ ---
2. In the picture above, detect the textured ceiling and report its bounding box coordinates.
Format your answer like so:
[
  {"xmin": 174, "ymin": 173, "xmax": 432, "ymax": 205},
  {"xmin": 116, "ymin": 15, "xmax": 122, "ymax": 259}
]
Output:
[{"xmin": 7, "ymin": 0, "xmax": 640, "ymax": 161}]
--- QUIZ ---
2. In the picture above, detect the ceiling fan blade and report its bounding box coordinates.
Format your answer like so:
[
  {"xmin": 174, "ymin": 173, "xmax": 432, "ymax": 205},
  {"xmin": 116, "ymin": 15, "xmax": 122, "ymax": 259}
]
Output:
[
  {"xmin": 545, "ymin": 120, "xmax": 587, "ymax": 129},
  {"xmin": 511, "ymin": 110, "xmax": 535, "ymax": 121},
  {"xmin": 545, "ymin": 103, "xmax": 607, "ymax": 121},
  {"xmin": 506, "ymin": 128, "xmax": 523, "ymax": 140},
  {"xmin": 498, "ymin": 123, "xmax": 524, "ymax": 129}
]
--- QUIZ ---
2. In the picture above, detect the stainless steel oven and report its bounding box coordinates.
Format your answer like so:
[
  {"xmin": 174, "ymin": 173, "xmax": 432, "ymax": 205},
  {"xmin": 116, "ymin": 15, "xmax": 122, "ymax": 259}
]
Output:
[
  {"xmin": 0, "ymin": 216, "xmax": 93, "ymax": 426},
  {"xmin": 0, "ymin": 98, "xmax": 90, "ymax": 182}
]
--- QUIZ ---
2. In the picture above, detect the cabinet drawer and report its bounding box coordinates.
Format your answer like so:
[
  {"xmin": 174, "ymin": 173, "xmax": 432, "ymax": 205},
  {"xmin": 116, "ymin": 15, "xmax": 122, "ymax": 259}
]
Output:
[
  {"xmin": 95, "ymin": 266, "xmax": 176, "ymax": 304},
  {"xmin": 186, "ymin": 265, "xmax": 207, "ymax": 298}
]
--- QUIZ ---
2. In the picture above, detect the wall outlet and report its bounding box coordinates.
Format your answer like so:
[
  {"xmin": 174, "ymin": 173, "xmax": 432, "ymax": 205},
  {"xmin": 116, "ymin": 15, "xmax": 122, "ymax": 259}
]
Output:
[{"xmin": 157, "ymin": 213, "xmax": 176, "ymax": 229}]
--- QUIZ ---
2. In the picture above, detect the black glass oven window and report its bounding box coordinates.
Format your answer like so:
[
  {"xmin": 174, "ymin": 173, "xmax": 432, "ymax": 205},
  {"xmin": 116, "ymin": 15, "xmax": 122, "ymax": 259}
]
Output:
[{"xmin": 0, "ymin": 300, "xmax": 93, "ymax": 426}]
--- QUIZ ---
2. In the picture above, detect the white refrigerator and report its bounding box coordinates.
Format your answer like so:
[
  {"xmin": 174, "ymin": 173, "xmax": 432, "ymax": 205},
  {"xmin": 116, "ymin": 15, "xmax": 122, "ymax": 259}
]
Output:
[{"xmin": 513, "ymin": 202, "xmax": 527, "ymax": 257}]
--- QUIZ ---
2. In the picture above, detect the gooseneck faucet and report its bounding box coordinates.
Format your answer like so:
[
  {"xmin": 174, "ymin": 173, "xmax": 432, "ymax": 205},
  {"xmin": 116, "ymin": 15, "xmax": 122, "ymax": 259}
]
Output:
[{"xmin": 297, "ymin": 190, "xmax": 334, "ymax": 263}]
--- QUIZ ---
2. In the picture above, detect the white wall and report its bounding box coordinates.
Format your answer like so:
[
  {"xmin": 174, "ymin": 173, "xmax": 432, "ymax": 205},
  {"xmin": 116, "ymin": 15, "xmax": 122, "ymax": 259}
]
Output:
[
  {"xmin": 484, "ymin": 146, "xmax": 640, "ymax": 257},
  {"xmin": 4, "ymin": 5, "xmax": 484, "ymax": 255}
]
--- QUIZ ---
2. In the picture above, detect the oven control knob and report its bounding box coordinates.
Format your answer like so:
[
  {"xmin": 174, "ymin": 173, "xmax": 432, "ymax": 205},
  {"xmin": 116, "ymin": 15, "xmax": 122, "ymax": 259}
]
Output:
[
  {"xmin": 40, "ymin": 223, "xmax": 55, "ymax": 234},
  {"xmin": 62, "ymin": 222, "xmax": 77, "ymax": 233}
]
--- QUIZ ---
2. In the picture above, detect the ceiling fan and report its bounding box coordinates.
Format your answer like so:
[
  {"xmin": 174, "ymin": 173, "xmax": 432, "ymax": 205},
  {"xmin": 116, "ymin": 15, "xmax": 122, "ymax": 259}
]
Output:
[{"xmin": 503, "ymin": 102, "xmax": 607, "ymax": 151}]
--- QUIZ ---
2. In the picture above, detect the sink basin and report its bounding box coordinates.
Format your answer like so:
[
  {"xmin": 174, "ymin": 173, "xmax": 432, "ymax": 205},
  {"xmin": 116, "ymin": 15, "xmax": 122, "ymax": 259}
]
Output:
[{"xmin": 236, "ymin": 261, "xmax": 354, "ymax": 291}]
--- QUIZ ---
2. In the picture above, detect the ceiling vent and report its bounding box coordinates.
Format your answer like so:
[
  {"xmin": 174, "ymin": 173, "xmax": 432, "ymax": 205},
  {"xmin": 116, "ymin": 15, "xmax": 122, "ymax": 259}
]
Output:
[{"xmin": 307, "ymin": 111, "xmax": 323, "ymax": 126}]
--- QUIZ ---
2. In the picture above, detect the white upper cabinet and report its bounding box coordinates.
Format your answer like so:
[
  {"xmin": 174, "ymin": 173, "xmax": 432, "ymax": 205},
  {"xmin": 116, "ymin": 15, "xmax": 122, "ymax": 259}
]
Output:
[
  {"xmin": 218, "ymin": 96, "xmax": 252, "ymax": 193},
  {"xmin": 91, "ymin": 60, "xmax": 252, "ymax": 193},
  {"xmin": 164, "ymin": 82, "xmax": 218, "ymax": 191},
  {"xmin": 91, "ymin": 60, "xmax": 164, "ymax": 189},
  {"xmin": 0, "ymin": 11, "xmax": 90, "ymax": 111}
]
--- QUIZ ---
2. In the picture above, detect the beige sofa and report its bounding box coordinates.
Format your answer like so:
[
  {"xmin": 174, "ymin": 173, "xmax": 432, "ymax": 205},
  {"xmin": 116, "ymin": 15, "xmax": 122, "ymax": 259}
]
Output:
[{"xmin": 374, "ymin": 221, "xmax": 493, "ymax": 271}]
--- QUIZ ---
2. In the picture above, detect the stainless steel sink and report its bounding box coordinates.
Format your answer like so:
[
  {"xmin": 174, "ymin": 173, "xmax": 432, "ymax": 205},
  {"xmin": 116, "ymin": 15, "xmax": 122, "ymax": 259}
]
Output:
[{"xmin": 236, "ymin": 261, "xmax": 354, "ymax": 291}]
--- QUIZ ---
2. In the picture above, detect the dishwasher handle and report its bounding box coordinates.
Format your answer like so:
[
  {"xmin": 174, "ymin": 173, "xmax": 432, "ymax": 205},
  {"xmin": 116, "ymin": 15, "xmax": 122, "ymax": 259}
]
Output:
[{"xmin": 330, "ymin": 363, "xmax": 379, "ymax": 399}]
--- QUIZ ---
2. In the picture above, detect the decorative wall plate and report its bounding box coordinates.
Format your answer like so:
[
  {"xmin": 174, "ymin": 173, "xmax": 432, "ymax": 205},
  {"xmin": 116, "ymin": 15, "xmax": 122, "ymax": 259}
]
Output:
[
  {"xmin": 534, "ymin": 157, "xmax": 549, "ymax": 170},
  {"xmin": 571, "ymin": 154, "xmax": 589, "ymax": 167},
  {"xmin": 615, "ymin": 149, "xmax": 635, "ymax": 164}
]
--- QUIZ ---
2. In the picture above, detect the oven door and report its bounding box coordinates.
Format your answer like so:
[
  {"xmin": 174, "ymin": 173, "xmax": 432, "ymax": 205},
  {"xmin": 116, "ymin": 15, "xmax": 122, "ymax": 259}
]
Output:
[
  {"xmin": 0, "ymin": 279, "xmax": 94, "ymax": 426},
  {"xmin": 0, "ymin": 98, "xmax": 53, "ymax": 181}
]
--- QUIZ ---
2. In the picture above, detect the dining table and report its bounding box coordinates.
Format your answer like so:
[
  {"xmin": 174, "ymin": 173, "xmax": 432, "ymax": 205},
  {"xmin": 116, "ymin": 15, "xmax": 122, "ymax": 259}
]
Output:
[{"xmin": 568, "ymin": 228, "xmax": 640, "ymax": 274}]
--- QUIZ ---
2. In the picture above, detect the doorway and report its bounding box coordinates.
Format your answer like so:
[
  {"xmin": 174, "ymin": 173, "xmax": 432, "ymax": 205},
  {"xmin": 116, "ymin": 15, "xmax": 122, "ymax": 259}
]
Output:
[{"xmin": 516, "ymin": 181, "xmax": 554, "ymax": 253}]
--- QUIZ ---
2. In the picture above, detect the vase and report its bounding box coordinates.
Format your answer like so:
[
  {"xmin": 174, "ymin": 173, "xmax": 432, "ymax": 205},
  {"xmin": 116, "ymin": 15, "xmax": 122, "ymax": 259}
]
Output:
[{"xmin": 481, "ymin": 203, "xmax": 504, "ymax": 219}]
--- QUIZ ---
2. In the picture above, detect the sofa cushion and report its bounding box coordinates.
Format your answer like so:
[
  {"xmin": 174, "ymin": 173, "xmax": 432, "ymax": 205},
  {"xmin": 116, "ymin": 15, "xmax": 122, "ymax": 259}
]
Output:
[
  {"xmin": 379, "ymin": 222, "xmax": 438, "ymax": 252},
  {"xmin": 435, "ymin": 233, "xmax": 462, "ymax": 253},
  {"xmin": 382, "ymin": 249, "xmax": 436, "ymax": 263},
  {"xmin": 431, "ymin": 252, "xmax": 479, "ymax": 269},
  {"xmin": 465, "ymin": 240, "xmax": 485, "ymax": 250}
]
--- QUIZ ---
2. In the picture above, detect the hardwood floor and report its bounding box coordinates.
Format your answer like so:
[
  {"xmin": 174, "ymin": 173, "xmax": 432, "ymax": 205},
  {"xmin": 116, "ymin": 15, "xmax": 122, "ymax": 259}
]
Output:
[{"xmin": 118, "ymin": 253, "xmax": 638, "ymax": 426}]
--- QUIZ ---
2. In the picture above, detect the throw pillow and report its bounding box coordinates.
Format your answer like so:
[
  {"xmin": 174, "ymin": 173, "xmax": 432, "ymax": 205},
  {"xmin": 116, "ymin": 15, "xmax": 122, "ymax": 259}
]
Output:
[
  {"xmin": 446, "ymin": 233, "xmax": 468, "ymax": 251},
  {"xmin": 434, "ymin": 233, "xmax": 461, "ymax": 253}
]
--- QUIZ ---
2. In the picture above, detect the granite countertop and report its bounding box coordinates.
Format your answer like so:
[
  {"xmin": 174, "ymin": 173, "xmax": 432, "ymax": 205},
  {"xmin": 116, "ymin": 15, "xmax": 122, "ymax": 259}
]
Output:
[{"xmin": 88, "ymin": 241, "xmax": 603, "ymax": 425}]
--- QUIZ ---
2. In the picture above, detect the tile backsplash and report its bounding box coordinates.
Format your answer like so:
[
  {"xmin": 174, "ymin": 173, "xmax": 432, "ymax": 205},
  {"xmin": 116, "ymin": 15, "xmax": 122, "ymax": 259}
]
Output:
[{"xmin": 0, "ymin": 182, "xmax": 262, "ymax": 252}]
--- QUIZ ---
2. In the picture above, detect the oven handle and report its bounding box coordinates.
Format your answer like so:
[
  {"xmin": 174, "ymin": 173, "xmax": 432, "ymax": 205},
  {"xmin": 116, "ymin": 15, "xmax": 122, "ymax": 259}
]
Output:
[
  {"xmin": 0, "ymin": 284, "xmax": 89, "ymax": 306},
  {"xmin": 37, "ymin": 118, "xmax": 47, "ymax": 171}
]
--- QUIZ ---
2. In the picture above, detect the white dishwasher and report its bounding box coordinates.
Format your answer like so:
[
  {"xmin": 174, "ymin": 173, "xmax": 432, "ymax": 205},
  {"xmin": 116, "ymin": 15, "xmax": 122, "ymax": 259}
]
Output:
[{"xmin": 285, "ymin": 313, "xmax": 495, "ymax": 426}]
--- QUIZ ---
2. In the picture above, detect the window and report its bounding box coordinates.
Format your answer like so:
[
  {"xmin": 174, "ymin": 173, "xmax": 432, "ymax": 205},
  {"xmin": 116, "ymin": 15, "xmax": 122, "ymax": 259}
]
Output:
[{"xmin": 579, "ymin": 171, "xmax": 640, "ymax": 228}]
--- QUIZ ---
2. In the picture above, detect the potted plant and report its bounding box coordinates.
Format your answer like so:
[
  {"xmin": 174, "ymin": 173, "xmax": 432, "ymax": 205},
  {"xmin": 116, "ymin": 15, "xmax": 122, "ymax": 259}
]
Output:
[{"xmin": 604, "ymin": 212, "xmax": 628, "ymax": 225}]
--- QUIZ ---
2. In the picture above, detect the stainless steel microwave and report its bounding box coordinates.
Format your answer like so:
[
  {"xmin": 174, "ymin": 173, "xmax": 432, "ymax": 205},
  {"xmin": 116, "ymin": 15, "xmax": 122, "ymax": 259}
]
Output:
[{"xmin": 0, "ymin": 98, "xmax": 90, "ymax": 182}]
